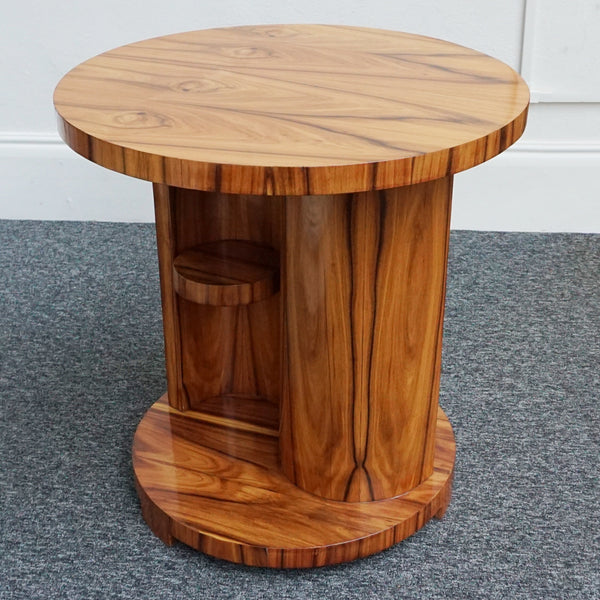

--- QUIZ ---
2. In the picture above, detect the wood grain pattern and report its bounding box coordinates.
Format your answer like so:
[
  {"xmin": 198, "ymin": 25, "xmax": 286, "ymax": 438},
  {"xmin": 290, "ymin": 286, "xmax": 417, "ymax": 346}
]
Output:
[
  {"xmin": 54, "ymin": 25, "xmax": 529, "ymax": 195},
  {"xmin": 154, "ymin": 183, "xmax": 188, "ymax": 411},
  {"xmin": 280, "ymin": 178, "xmax": 452, "ymax": 501},
  {"xmin": 173, "ymin": 239, "xmax": 279, "ymax": 306},
  {"xmin": 190, "ymin": 394, "xmax": 279, "ymax": 432},
  {"xmin": 133, "ymin": 395, "xmax": 455, "ymax": 568},
  {"xmin": 154, "ymin": 185, "xmax": 281, "ymax": 410}
]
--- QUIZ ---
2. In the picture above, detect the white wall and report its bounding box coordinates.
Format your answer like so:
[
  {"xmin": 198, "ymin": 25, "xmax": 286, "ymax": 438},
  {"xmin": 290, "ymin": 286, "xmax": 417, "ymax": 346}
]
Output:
[{"xmin": 1, "ymin": 0, "xmax": 599, "ymax": 231}]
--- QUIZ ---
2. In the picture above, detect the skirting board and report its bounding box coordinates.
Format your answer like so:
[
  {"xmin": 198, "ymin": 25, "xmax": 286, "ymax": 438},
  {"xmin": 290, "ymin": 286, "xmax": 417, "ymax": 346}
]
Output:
[{"xmin": 0, "ymin": 140, "xmax": 599, "ymax": 232}]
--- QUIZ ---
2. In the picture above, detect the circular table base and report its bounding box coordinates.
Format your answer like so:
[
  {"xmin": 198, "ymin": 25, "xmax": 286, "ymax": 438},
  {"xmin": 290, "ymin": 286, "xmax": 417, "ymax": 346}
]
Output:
[{"xmin": 133, "ymin": 395, "xmax": 455, "ymax": 568}]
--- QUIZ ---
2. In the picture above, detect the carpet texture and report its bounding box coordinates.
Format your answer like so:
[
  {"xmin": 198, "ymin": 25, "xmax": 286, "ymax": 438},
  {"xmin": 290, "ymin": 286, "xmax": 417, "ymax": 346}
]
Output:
[{"xmin": 1, "ymin": 221, "xmax": 598, "ymax": 599}]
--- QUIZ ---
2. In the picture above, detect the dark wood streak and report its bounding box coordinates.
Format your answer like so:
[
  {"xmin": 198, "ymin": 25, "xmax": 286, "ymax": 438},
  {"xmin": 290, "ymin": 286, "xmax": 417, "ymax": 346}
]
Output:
[
  {"xmin": 344, "ymin": 198, "xmax": 358, "ymax": 501},
  {"xmin": 379, "ymin": 52, "xmax": 517, "ymax": 84},
  {"xmin": 365, "ymin": 195, "xmax": 387, "ymax": 496},
  {"xmin": 446, "ymin": 147, "xmax": 455, "ymax": 177}
]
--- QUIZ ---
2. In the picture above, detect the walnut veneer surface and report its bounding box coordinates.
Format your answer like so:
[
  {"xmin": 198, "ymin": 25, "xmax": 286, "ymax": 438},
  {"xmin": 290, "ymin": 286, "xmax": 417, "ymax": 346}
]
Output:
[{"xmin": 54, "ymin": 25, "xmax": 528, "ymax": 195}]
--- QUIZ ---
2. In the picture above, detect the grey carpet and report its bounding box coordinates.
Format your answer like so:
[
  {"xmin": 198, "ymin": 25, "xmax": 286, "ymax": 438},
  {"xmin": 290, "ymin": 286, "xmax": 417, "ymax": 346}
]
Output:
[{"xmin": 1, "ymin": 221, "xmax": 598, "ymax": 600}]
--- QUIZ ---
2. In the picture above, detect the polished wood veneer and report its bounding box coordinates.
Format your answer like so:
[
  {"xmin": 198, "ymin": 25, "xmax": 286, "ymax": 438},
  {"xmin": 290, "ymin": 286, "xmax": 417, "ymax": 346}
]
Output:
[
  {"xmin": 153, "ymin": 184, "xmax": 282, "ymax": 414},
  {"xmin": 54, "ymin": 24, "xmax": 529, "ymax": 568},
  {"xmin": 173, "ymin": 239, "xmax": 279, "ymax": 306},
  {"xmin": 54, "ymin": 25, "xmax": 528, "ymax": 195},
  {"xmin": 133, "ymin": 395, "xmax": 455, "ymax": 568},
  {"xmin": 280, "ymin": 177, "xmax": 452, "ymax": 502}
]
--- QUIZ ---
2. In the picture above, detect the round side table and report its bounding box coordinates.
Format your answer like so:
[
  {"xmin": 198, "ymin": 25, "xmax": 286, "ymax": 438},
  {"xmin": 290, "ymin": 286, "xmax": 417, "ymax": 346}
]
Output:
[{"xmin": 54, "ymin": 25, "xmax": 529, "ymax": 568}]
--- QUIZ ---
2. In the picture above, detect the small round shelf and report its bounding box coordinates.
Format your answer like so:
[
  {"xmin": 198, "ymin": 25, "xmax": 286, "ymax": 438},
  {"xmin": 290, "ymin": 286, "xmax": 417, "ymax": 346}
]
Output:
[{"xmin": 173, "ymin": 239, "xmax": 279, "ymax": 306}]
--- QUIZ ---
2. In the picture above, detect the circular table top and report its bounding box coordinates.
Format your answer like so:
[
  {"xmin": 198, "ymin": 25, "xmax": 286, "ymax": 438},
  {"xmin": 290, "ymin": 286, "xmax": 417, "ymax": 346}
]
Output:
[{"xmin": 54, "ymin": 25, "xmax": 529, "ymax": 195}]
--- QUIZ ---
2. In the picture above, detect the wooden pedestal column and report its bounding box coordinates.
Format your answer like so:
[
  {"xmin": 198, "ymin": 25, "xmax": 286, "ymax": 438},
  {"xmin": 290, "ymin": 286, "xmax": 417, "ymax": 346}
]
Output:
[
  {"xmin": 130, "ymin": 179, "xmax": 455, "ymax": 567},
  {"xmin": 281, "ymin": 177, "xmax": 452, "ymax": 502}
]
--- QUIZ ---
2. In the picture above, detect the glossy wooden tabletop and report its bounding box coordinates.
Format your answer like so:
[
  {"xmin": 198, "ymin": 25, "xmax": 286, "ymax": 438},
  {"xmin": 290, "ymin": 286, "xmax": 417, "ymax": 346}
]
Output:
[{"xmin": 54, "ymin": 25, "xmax": 529, "ymax": 195}]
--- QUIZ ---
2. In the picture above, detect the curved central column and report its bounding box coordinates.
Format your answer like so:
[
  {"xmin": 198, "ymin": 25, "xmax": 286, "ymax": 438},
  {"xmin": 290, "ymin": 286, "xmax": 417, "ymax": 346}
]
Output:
[{"xmin": 280, "ymin": 177, "xmax": 453, "ymax": 502}]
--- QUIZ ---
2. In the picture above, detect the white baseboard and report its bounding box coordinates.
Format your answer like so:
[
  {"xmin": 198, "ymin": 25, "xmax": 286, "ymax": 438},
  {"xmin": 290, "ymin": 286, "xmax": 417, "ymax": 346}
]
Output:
[
  {"xmin": 1, "ymin": 137, "xmax": 599, "ymax": 232},
  {"xmin": 0, "ymin": 139, "xmax": 153, "ymax": 222},
  {"xmin": 451, "ymin": 148, "xmax": 600, "ymax": 233}
]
